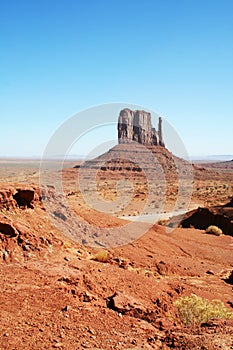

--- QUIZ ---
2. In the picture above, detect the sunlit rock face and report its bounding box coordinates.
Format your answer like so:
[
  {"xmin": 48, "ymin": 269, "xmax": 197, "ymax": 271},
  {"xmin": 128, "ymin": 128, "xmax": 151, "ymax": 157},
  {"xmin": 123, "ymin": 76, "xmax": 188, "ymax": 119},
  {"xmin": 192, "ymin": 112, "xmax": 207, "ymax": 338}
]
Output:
[{"xmin": 118, "ymin": 108, "xmax": 165, "ymax": 147}]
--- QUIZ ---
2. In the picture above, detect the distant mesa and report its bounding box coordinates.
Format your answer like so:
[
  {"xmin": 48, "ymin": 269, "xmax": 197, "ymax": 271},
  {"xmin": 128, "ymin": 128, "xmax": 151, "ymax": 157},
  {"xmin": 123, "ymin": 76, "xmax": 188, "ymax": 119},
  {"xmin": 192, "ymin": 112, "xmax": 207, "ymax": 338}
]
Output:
[
  {"xmin": 74, "ymin": 108, "xmax": 167, "ymax": 170},
  {"xmin": 118, "ymin": 108, "xmax": 165, "ymax": 147},
  {"xmin": 73, "ymin": 108, "xmax": 193, "ymax": 242},
  {"xmin": 75, "ymin": 108, "xmax": 192, "ymax": 180}
]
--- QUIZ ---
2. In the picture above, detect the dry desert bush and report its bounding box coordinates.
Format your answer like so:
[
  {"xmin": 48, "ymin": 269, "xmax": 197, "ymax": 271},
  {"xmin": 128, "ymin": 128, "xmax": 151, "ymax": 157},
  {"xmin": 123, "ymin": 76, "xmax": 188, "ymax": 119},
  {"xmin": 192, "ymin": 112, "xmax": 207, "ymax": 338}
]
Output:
[
  {"xmin": 91, "ymin": 250, "xmax": 110, "ymax": 263},
  {"xmin": 205, "ymin": 225, "xmax": 223, "ymax": 236},
  {"xmin": 174, "ymin": 293, "xmax": 233, "ymax": 327}
]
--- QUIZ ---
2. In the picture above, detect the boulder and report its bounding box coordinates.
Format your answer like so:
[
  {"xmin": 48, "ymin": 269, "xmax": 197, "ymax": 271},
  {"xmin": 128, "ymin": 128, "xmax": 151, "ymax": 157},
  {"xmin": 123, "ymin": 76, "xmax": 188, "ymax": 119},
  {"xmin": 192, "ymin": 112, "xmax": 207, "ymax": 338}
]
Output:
[{"xmin": 106, "ymin": 291, "xmax": 146, "ymax": 315}]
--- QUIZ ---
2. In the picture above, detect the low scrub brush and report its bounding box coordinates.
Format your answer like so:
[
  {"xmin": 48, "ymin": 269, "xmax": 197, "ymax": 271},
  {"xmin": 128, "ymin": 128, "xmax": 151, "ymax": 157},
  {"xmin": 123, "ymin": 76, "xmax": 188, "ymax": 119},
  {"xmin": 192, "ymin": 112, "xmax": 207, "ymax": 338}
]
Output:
[
  {"xmin": 91, "ymin": 250, "xmax": 110, "ymax": 263},
  {"xmin": 174, "ymin": 293, "xmax": 233, "ymax": 327},
  {"xmin": 205, "ymin": 225, "xmax": 223, "ymax": 236}
]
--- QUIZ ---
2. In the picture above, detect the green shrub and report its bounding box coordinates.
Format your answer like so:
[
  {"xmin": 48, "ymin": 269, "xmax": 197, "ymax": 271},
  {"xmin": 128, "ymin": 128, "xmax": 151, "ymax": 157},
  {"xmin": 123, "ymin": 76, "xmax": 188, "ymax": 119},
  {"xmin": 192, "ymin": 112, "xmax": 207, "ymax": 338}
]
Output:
[
  {"xmin": 174, "ymin": 294, "xmax": 233, "ymax": 327},
  {"xmin": 205, "ymin": 225, "xmax": 223, "ymax": 236}
]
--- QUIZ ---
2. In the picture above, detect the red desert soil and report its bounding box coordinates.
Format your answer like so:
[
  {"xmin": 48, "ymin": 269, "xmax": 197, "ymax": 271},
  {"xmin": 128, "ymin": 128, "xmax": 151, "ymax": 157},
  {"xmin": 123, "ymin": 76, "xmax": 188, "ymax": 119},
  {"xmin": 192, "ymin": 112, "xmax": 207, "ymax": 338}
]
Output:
[{"xmin": 0, "ymin": 159, "xmax": 233, "ymax": 349}]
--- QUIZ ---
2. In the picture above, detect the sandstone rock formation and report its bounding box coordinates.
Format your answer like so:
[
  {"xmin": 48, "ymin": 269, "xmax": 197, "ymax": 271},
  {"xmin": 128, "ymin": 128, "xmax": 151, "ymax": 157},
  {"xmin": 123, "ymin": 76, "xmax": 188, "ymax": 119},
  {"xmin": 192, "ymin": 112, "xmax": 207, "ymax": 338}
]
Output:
[
  {"xmin": 118, "ymin": 108, "xmax": 165, "ymax": 147},
  {"xmin": 0, "ymin": 186, "xmax": 40, "ymax": 210},
  {"xmin": 170, "ymin": 198, "xmax": 233, "ymax": 236}
]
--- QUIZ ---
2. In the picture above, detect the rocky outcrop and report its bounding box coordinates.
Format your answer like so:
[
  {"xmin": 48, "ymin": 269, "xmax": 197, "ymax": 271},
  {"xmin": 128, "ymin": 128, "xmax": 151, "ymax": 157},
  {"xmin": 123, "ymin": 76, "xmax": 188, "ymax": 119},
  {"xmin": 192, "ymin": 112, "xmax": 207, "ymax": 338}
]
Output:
[
  {"xmin": 0, "ymin": 187, "xmax": 17, "ymax": 210},
  {"xmin": 170, "ymin": 198, "xmax": 233, "ymax": 236},
  {"xmin": 0, "ymin": 186, "xmax": 40, "ymax": 210},
  {"xmin": 0, "ymin": 218, "xmax": 18, "ymax": 237},
  {"xmin": 0, "ymin": 214, "xmax": 54, "ymax": 262},
  {"xmin": 13, "ymin": 189, "xmax": 35, "ymax": 208},
  {"xmin": 106, "ymin": 290, "xmax": 147, "ymax": 315},
  {"xmin": 118, "ymin": 108, "xmax": 165, "ymax": 147}
]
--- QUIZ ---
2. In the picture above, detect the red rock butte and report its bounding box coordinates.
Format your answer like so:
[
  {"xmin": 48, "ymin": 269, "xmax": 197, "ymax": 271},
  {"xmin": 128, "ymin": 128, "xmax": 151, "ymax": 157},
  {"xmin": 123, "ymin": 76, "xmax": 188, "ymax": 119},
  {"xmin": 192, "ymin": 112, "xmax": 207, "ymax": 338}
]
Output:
[{"xmin": 118, "ymin": 108, "xmax": 165, "ymax": 147}]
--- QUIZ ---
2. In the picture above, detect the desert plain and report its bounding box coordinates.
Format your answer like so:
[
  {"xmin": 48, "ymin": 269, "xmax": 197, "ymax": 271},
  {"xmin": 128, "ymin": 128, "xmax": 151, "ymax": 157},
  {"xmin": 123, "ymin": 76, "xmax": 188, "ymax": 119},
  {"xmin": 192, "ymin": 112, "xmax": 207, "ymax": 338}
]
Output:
[{"xmin": 0, "ymin": 151, "xmax": 233, "ymax": 349}]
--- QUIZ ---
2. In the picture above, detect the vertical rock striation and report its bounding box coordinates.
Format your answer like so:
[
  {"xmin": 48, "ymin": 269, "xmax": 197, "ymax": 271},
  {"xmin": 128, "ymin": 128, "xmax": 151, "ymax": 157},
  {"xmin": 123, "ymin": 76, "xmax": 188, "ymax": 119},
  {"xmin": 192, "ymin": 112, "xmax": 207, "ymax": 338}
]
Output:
[{"xmin": 118, "ymin": 108, "xmax": 165, "ymax": 147}]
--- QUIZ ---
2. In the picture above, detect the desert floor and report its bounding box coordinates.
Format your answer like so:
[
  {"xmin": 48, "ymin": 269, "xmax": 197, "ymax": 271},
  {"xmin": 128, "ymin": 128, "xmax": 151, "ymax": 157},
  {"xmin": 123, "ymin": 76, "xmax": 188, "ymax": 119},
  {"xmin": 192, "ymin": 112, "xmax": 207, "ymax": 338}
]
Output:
[{"xmin": 0, "ymin": 158, "xmax": 232, "ymax": 349}]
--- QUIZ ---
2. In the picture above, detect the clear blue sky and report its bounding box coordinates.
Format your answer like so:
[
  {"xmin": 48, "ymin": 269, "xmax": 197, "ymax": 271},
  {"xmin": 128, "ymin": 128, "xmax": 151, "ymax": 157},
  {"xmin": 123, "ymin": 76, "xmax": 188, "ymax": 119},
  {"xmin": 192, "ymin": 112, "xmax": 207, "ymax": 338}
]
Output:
[{"xmin": 0, "ymin": 0, "xmax": 232, "ymax": 157}]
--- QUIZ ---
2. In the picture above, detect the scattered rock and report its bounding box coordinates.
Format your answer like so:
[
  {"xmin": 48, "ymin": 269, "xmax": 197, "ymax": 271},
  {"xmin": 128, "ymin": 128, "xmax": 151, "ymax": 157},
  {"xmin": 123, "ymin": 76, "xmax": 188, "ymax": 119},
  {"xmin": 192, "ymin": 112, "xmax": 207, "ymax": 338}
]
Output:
[
  {"xmin": 61, "ymin": 305, "xmax": 70, "ymax": 312},
  {"xmin": 52, "ymin": 343, "xmax": 63, "ymax": 348},
  {"xmin": 153, "ymin": 298, "xmax": 169, "ymax": 313},
  {"xmin": 201, "ymin": 319, "xmax": 233, "ymax": 328},
  {"xmin": 82, "ymin": 291, "xmax": 97, "ymax": 302},
  {"xmin": 153, "ymin": 317, "xmax": 174, "ymax": 331},
  {"xmin": 224, "ymin": 270, "xmax": 233, "ymax": 285},
  {"xmin": 106, "ymin": 291, "xmax": 146, "ymax": 315},
  {"xmin": 53, "ymin": 211, "xmax": 67, "ymax": 221},
  {"xmin": 156, "ymin": 261, "xmax": 169, "ymax": 276}
]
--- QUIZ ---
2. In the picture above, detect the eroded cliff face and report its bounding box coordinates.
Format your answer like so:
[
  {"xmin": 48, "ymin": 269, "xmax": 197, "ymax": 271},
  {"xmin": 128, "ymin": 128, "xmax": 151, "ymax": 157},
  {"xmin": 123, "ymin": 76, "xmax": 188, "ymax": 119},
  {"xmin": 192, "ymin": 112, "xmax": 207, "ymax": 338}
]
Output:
[{"xmin": 118, "ymin": 108, "xmax": 165, "ymax": 147}]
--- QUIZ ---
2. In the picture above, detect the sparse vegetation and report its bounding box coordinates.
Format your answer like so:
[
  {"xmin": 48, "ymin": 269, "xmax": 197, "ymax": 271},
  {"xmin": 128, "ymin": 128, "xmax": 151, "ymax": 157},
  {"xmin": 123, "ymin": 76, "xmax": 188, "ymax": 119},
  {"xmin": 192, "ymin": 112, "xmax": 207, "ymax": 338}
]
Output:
[
  {"xmin": 62, "ymin": 241, "xmax": 73, "ymax": 250},
  {"xmin": 92, "ymin": 250, "xmax": 110, "ymax": 263},
  {"xmin": 174, "ymin": 294, "xmax": 233, "ymax": 327},
  {"xmin": 205, "ymin": 225, "xmax": 223, "ymax": 236},
  {"xmin": 157, "ymin": 219, "xmax": 169, "ymax": 226}
]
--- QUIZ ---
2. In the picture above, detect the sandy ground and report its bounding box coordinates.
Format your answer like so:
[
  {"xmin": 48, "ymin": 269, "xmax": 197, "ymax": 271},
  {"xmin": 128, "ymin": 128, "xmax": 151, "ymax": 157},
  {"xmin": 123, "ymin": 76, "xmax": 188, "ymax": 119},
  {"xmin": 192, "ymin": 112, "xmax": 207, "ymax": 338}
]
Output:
[{"xmin": 0, "ymin": 158, "xmax": 233, "ymax": 349}]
